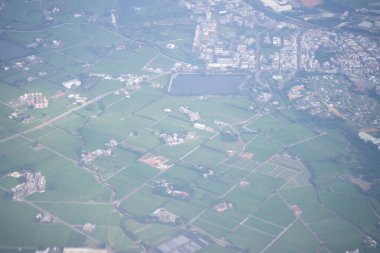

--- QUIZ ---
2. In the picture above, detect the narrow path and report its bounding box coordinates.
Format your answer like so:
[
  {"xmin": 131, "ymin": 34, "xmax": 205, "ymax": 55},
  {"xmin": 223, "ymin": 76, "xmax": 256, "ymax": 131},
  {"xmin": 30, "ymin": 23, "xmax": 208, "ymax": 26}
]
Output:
[
  {"xmin": 260, "ymin": 217, "xmax": 299, "ymax": 253},
  {"xmin": 300, "ymin": 218, "xmax": 332, "ymax": 253},
  {"xmin": 0, "ymin": 184, "xmax": 100, "ymax": 244},
  {"xmin": 368, "ymin": 200, "xmax": 380, "ymax": 220},
  {"xmin": 250, "ymin": 215, "xmax": 285, "ymax": 229},
  {"xmin": 30, "ymin": 200, "xmax": 110, "ymax": 205},
  {"xmin": 117, "ymin": 172, "xmax": 161, "ymax": 203},
  {"xmin": 0, "ymin": 89, "xmax": 119, "ymax": 144},
  {"xmin": 176, "ymin": 145, "xmax": 200, "ymax": 163},
  {"xmin": 285, "ymin": 131, "xmax": 327, "ymax": 148}
]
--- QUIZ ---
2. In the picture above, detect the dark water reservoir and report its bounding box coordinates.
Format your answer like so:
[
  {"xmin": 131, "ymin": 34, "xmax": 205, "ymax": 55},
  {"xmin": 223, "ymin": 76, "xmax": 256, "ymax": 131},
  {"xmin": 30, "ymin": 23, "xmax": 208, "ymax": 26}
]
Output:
[
  {"xmin": 168, "ymin": 73, "xmax": 248, "ymax": 96},
  {"xmin": 0, "ymin": 40, "xmax": 29, "ymax": 61}
]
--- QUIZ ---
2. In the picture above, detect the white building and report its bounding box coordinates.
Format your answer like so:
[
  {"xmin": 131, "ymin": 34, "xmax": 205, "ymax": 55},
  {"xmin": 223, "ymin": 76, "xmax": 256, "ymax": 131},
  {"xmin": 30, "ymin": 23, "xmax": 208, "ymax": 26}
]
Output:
[
  {"xmin": 358, "ymin": 132, "xmax": 380, "ymax": 145},
  {"xmin": 260, "ymin": 0, "xmax": 292, "ymax": 12},
  {"xmin": 62, "ymin": 79, "xmax": 81, "ymax": 89},
  {"xmin": 111, "ymin": 10, "xmax": 117, "ymax": 26}
]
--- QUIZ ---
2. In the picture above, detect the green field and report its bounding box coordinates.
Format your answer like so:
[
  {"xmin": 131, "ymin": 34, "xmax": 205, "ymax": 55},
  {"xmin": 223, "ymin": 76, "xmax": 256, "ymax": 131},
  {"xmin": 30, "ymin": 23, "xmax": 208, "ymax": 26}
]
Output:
[
  {"xmin": 107, "ymin": 162, "xmax": 158, "ymax": 198},
  {"xmin": 146, "ymin": 54, "xmax": 177, "ymax": 72},
  {"xmin": 248, "ymin": 112, "xmax": 318, "ymax": 146},
  {"xmin": 0, "ymin": 189, "xmax": 85, "ymax": 248},
  {"xmin": 227, "ymin": 225, "xmax": 274, "ymax": 252},
  {"xmin": 189, "ymin": 97, "xmax": 253, "ymax": 124},
  {"xmin": 267, "ymin": 221, "xmax": 321, "ymax": 253},
  {"xmin": 245, "ymin": 134, "xmax": 283, "ymax": 161},
  {"xmin": 0, "ymin": 1, "xmax": 378, "ymax": 252},
  {"xmin": 184, "ymin": 146, "xmax": 226, "ymax": 168},
  {"xmin": 254, "ymin": 196, "xmax": 295, "ymax": 227},
  {"xmin": 36, "ymin": 202, "xmax": 116, "ymax": 225},
  {"xmin": 120, "ymin": 187, "xmax": 169, "ymax": 217}
]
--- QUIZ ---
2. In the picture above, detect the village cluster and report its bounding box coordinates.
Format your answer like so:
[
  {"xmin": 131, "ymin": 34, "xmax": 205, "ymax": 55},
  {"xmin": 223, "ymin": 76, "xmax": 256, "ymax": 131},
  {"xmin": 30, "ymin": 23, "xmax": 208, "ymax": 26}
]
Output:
[{"xmin": 8, "ymin": 171, "xmax": 46, "ymax": 201}]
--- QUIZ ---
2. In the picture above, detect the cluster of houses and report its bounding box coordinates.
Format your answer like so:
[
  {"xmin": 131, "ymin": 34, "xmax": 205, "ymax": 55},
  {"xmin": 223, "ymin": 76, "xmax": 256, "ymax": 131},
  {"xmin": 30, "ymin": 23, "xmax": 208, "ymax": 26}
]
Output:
[
  {"xmin": 160, "ymin": 132, "xmax": 196, "ymax": 146},
  {"xmin": 82, "ymin": 223, "xmax": 96, "ymax": 233},
  {"xmin": 3, "ymin": 54, "xmax": 43, "ymax": 73},
  {"xmin": 62, "ymin": 79, "xmax": 81, "ymax": 90},
  {"xmin": 10, "ymin": 171, "xmax": 46, "ymax": 201},
  {"xmin": 195, "ymin": 165, "xmax": 214, "ymax": 179},
  {"xmin": 8, "ymin": 110, "xmax": 31, "ymax": 123},
  {"xmin": 155, "ymin": 179, "xmax": 190, "ymax": 199},
  {"xmin": 213, "ymin": 201, "xmax": 233, "ymax": 214},
  {"xmin": 89, "ymin": 73, "xmax": 146, "ymax": 90},
  {"xmin": 19, "ymin": 93, "xmax": 48, "ymax": 109},
  {"xmin": 67, "ymin": 93, "xmax": 87, "ymax": 105},
  {"xmin": 163, "ymin": 106, "xmax": 214, "ymax": 132},
  {"xmin": 35, "ymin": 212, "xmax": 53, "ymax": 224},
  {"xmin": 193, "ymin": 123, "xmax": 214, "ymax": 132},
  {"xmin": 202, "ymin": 169, "xmax": 214, "ymax": 179},
  {"xmin": 150, "ymin": 208, "xmax": 179, "ymax": 224},
  {"xmin": 189, "ymin": 0, "xmax": 260, "ymax": 71},
  {"xmin": 287, "ymin": 85, "xmax": 305, "ymax": 100},
  {"xmin": 179, "ymin": 106, "xmax": 200, "ymax": 122},
  {"xmin": 81, "ymin": 139, "xmax": 119, "ymax": 164},
  {"xmin": 363, "ymin": 236, "xmax": 377, "ymax": 249},
  {"xmin": 81, "ymin": 149, "xmax": 112, "ymax": 164}
]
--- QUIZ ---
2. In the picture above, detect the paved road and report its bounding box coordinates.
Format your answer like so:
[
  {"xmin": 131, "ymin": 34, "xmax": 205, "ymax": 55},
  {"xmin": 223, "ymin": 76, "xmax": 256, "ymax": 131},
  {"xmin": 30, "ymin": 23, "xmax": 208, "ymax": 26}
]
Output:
[
  {"xmin": 0, "ymin": 89, "xmax": 118, "ymax": 144},
  {"xmin": 0, "ymin": 184, "xmax": 99, "ymax": 245},
  {"xmin": 286, "ymin": 132, "xmax": 327, "ymax": 148},
  {"xmin": 24, "ymin": 199, "xmax": 100, "ymax": 244},
  {"xmin": 260, "ymin": 217, "xmax": 299, "ymax": 253}
]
